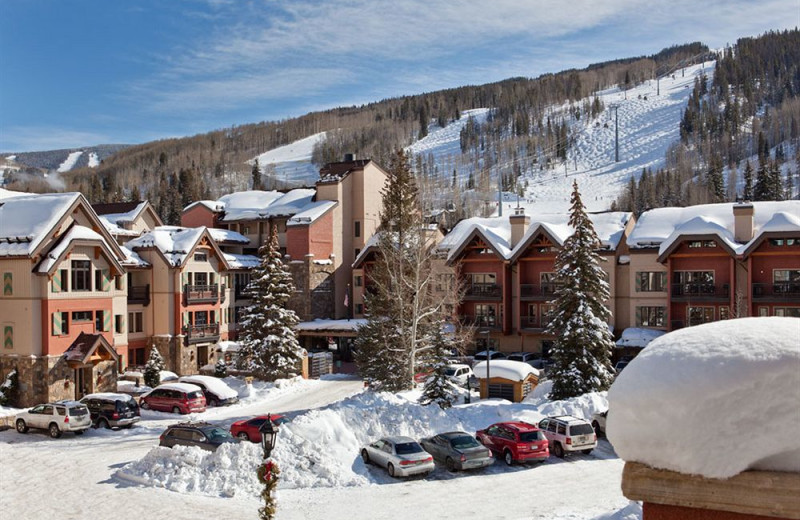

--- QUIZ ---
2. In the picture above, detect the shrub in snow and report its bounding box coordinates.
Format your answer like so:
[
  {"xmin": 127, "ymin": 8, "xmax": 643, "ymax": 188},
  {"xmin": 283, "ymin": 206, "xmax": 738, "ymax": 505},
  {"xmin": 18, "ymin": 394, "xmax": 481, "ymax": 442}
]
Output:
[
  {"xmin": 214, "ymin": 358, "xmax": 228, "ymax": 378},
  {"xmin": 236, "ymin": 226, "xmax": 304, "ymax": 381},
  {"xmin": 0, "ymin": 369, "xmax": 18, "ymax": 406},
  {"xmin": 607, "ymin": 317, "xmax": 800, "ymax": 479},
  {"xmin": 143, "ymin": 347, "xmax": 166, "ymax": 389},
  {"xmin": 546, "ymin": 180, "xmax": 615, "ymax": 400}
]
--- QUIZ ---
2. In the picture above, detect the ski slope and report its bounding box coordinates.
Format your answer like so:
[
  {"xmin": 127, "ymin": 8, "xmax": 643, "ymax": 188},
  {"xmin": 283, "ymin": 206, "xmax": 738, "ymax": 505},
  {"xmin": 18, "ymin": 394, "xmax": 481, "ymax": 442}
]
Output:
[{"xmin": 251, "ymin": 131, "xmax": 326, "ymax": 187}]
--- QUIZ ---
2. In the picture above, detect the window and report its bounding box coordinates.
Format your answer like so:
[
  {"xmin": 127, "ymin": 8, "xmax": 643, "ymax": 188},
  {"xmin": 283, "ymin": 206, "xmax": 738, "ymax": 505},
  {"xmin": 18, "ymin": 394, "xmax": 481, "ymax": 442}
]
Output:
[
  {"xmin": 95, "ymin": 310, "xmax": 104, "ymax": 331},
  {"xmin": 354, "ymin": 276, "xmax": 363, "ymax": 287},
  {"xmin": 688, "ymin": 306, "xmax": 714, "ymax": 326},
  {"xmin": 774, "ymin": 270, "xmax": 800, "ymax": 283},
  {"xmin": 775, "ymin": 307, "xmax": 800, "ymax": 317},
  {"xmin": 114, "ymin": 315, "xmax": 124, "ymax": 334},
  {"xmin": 636, "ymin": 306, "xmax": 666, "ymax": 327},
  {"xmin": 52, "ymin": 312, "xmax": 69, "ymax": 336},
  {"xmin": 71, "ymin": 260, "xmax": 91, "ymax": 291},
  {"xmin": 194, "ymin": 252, "xmax": 207, "ymax": 262},
  {"xmin": 194, "ymin": 311, "xmax": 209, "ymax": 326},
  {"xmin": 128, "ymin": 312, "xmax": 143, "ymax": 333},
  {"xmin": 130, "ymin": 347, "xmax": 146, "ymax": 366},
  {"xmin": 688, "ymin": 240, "xmax": 717, "ymax": 248},
  {"xmin": 72, "ymin": 311, "xmax": 93, "ymax": 322},
  {"xmin": 758, "ymin": 307, "xmax": 769, "ymax": 317},
  {"xmin": 354, "ymin": 221, "xmax": 361, "ymax": 238},
  {"xmin": 540, "ymin": 272, "xmax": 557, "ymax": 294},
  {"xmin": 637, "ymin": 272, "xmax": 667, "ymax": 292},
  {"xmin": 474, "ymin": 304, "xmax": 496, "ymax": 327},
  {"xmin": 355, "ymin": 303, "xmax": 364, "ymax": 315},
  {"xmin": 242, "ymin": 225, "xmax": 250, "ymax": 235},
  {"xmin": 354, "ymin": 248, "xmax": 360, "ymax": 258},
  {"xmin": 115, "ymin": 275, "xmax": 124, "ymax": 290},
  {"xmin": 719, "ymin": 307, "xmax": 730, "ymax": 320},
  {"xmin": 194, "ymin": 272, "xmax": 208, "ymax": 286},
  {"xmin": 769, "ymin": 238, "xmax": 800, "ymax": 247},
  {"xmin": 95, "ymin": 270, "xmax": 103, "ymax": 292},
  {"xmin": 435, "ymin": 273, "xmax": 453, "ymax": 292}
]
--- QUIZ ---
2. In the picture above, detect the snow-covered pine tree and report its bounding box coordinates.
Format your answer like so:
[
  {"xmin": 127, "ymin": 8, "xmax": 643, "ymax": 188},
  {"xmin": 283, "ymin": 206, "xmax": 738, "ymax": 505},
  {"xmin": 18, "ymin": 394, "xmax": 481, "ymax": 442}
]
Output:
[
  {"xmin": 236, "ymin": 226, "xmax": 304, "ymax": 380},
  {"xmin": 214, "ymin": 358, "xmax": 228, "ymax": 378},
  {"xmin": 545, "ymin": 180, "xmax": 615, "ymax": 400},
  {"xmin": 144, "ymin": 347, "xmax": 166, "ymax": 388},
  {"xmin": 418, "ymin": 321, "xmax": 459, "ymax": 409}
]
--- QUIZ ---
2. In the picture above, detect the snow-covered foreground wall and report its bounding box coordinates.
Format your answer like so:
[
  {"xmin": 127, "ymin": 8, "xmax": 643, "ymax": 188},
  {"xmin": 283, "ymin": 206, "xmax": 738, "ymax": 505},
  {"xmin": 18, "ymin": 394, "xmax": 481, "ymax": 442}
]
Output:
[
  {"xmin": 116, "ymin": 387, "xmax": 608, "ymax": 496},
  {"xmin": 607, "ymin": 317, "xmax": 800, "ymax": 479}
]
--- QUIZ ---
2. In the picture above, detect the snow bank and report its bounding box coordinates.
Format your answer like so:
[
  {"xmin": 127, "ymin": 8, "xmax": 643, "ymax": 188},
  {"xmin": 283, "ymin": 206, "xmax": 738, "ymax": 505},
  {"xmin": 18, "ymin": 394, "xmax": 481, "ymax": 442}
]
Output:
[
  {"xmin": 607, "ymin": 317, "xmax": 800, "ymax": 479},
  {"xmin": 473, "ymin": 359, "xmax": 538, "ymax": 381},
  {"xmin": 117, "ymin": 388, "xmax": 608, "ymax": 495}
]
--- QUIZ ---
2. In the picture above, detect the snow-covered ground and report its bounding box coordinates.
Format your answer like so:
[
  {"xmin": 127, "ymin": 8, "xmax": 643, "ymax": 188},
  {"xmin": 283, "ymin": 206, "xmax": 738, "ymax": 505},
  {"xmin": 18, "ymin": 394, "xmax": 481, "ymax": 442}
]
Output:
[
  {"xmin": 251, "ymin": 132, "xmax": 326, "ymax": 187},
  {"xmin": 1, "ymin": 375, "xmax": 635, "ymax": 520},
  {"xmin": 57, "ymin": 150, "xmax": 84, "ymax": 172}
]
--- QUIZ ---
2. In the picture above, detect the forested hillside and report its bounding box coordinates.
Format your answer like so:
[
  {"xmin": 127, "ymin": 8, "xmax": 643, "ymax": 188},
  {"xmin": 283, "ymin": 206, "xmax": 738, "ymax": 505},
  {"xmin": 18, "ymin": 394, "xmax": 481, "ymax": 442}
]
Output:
[{"xmin": 615, "ymin": 29, "xmax": 800, "ymax": 214}]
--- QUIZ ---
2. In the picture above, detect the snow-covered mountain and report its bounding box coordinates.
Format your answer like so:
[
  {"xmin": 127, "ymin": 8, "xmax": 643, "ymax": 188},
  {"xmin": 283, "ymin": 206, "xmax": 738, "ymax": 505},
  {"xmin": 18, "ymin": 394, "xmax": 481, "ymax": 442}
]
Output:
[{"xmin": 1, "ymin": 144, "xmax": 128, "ymax": 174}]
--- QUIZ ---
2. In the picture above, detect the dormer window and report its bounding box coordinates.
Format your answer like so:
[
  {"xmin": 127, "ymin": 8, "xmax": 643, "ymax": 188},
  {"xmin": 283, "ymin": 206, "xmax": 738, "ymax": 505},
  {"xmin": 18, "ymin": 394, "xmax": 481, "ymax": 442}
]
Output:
[{"xmin": 194, "ymin": 252, "xmax": 208, "ymax": 262}]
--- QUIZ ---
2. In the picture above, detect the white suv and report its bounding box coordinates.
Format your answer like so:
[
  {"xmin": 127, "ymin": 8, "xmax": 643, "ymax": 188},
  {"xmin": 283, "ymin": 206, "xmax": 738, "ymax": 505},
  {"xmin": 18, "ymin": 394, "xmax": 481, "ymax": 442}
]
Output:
[
  {"xmin": 538, "ymin": 415, "xmax": 597, "ymax": 457},
  {"xmin": 444, "ymin": 364, "xmax": 474, "ymax": 386},
  {"xmin": 16, "ymin": 400, "xmax": 92, "ymax": 438}
]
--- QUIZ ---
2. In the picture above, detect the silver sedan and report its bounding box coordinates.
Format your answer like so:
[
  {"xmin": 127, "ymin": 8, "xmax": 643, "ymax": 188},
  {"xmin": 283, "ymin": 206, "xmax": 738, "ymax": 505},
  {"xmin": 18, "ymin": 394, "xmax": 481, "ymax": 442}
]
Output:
[{"xmin": 361, "ymin": 436, "xmax": 435, "ymax": 478}]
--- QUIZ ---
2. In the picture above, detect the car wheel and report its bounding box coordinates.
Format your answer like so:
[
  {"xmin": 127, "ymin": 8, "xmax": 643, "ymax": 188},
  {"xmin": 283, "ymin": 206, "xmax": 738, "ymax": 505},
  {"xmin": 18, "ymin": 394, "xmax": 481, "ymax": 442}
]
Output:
[
  {"xmin": 49, "ymin": 423, "xmax": 62, "ymax": 439},
  {"xmin": 237, "ymin": 432, "xmax": 250, "ymax": 441},
  {"xmin": 361, "ymin": 449, "xmax": 371, "ymax": 465},
  {"xmin": 445, "ymin": 457, "xmax": 456, "ymax": 472},
  {"xmin": 504, "ymin": 450, "xmax": 514, "ymax": 466},
  {"xmin": 553, "ymin": 442, "xmax": 565, "ymax": 458},
  {"xmin": 581, "ymin": 449, "xmax": 593, "ymax": 455},
  {"xmin": 15, "ymin": 419, "xmax": 28, "ymax": 433},
  {"xmin": 592, "ymin": 421, "xmax": 603, "ymax": 437},
  {"xmin": 172, "ymin": 406, "xmax": 182, "ymax": 414},
  {"xmin": 388, "ymin": 463, "xmax": 396, "ymax": 477},
  {"xmin": 140, "ymin": 400, "xmax": 150, "ymax": 410},
  {"xmin": 99, "ymin": 418, "xmax": 110, "ymax": 429},
  {"xmin": 74, "ymin": 430, "xmax": 85, "ymax": 435}
]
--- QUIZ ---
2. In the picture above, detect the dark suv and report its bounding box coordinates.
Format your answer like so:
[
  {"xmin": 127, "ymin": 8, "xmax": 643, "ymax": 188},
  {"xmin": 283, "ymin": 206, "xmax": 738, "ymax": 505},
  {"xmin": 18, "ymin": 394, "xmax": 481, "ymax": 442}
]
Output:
[
  {"xmin": 159, "ymin": 422, "xmax": 240, "ymax": 452},
  {"xmin": 80, "ymin": 393, "xmax": 140, "ymax": 429}
]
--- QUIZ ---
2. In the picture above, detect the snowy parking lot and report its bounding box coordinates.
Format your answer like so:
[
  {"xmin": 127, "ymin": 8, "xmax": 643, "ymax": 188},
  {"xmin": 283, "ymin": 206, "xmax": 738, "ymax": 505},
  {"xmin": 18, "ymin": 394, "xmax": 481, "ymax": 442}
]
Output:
[{"xmin": 0, "ymin": 376, "xmax": 635, "ymax": 520}]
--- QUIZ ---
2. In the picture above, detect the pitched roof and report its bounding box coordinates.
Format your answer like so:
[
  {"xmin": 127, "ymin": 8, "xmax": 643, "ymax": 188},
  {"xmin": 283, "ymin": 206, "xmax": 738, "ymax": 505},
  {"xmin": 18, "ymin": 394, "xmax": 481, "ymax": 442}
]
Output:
[
  {"xmin": 91, "ymin": 201, "xmax": 143, "ymax": 216},
  {"xmin": 64, "ymin": 332, "xmax": 119, "ymax": 364},
  {"xmin": 35, "ymin": 224, "xmax": 125, "ymax": 275},
  {"xmin": 0, "ymin": 192, "xmax": 82, "ymax": 257}
]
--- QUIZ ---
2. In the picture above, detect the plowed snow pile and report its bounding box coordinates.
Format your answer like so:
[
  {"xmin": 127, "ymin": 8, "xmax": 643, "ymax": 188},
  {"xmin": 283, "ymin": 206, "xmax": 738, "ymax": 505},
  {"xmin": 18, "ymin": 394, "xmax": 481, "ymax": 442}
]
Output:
[{"xmin": 116, "ymin": 387, "xmax": 608, "ymax": 496}]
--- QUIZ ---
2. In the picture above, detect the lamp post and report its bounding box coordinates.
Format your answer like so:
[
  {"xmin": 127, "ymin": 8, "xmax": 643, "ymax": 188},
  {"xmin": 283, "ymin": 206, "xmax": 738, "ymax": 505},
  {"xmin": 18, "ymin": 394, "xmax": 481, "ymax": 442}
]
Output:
[
  {"xmin": 481, "ymin": 329, "xmax": 491, "ymax": 399},
  {"xmin": 259, "ymin": 413, "xmax": 279, "ymax": 459},
  {"xmin": 257, "ymin": 414, "xmax": 280, "ymax": 520}
]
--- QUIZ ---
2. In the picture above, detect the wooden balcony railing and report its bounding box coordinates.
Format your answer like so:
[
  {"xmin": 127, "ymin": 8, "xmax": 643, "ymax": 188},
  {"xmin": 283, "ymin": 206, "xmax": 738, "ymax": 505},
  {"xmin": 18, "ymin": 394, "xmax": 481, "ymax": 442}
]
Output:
[
  {"xmin": 127, "ymin": 284, "xmax": 150, "ymax": 306},
  {"xmin": 464, "ymin": 283, "xmax": 502, "ymax": 300},
  {"xmin": 183, "ymin": 324, "xmax": 220, "ymax": 344},
  {"xmin": 519, "ymin": 314, "xmax": 554, "ymax": 330},
  {"xmin": 184, "ymin": 284, "xmax": 219, "ymax": 304},
  {"xmin": 459, "ymin": 315, "xmax": 501, "ymax": 329},
  {"xmin": 752, "ymin": 282, "xmax": 800, "ymax": 301},
  {"xmin": 671, "ymin": 283, "xmax": 729, "ymax": 300},
  {"xmin": 520, "ymin": 283, "xmax": 561, "ymax": 299}
]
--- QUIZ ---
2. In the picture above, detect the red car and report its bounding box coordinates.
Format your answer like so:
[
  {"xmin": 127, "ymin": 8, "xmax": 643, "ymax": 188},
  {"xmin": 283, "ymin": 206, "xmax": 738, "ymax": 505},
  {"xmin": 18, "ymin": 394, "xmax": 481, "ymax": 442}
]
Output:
[
  {"xmin": 476, "ymin": 421, "xmax": 549, "ymax": 465},
  {"xmin": 229, "ymin": 414, "xmax": 288, "ymax": 442},
  {"xmin": 140, "ymin": 383, "xmax": 206, "ymax": 414}
]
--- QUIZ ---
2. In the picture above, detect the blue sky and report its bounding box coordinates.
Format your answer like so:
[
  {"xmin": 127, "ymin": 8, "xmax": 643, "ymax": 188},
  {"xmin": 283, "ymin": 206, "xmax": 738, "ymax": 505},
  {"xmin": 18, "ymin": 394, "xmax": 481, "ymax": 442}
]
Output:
[{"xmin": 1, "ymin": 0, "xmax": 797, "ymax": 152}]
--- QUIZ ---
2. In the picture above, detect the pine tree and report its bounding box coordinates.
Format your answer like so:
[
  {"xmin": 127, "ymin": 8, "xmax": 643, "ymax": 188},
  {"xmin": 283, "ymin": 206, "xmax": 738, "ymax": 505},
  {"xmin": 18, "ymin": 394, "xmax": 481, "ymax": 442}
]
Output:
[
  {"xmin": 236, "ymin": 226, "xmax": 304, "ymax": 380},
  {"xmin": 754, "ymin": 160, "xmax": 771, "ymax": 201},
  {"xmin": 545, "ymin": 181, "xmax": 615, "ymax": 400},
  {"xmin": 743, "ymin": 160, "xmax": 754, "ymax": 200},
  {"xmin": 144, "ymin": 347, "xmax": 166, "ymax": 388},
  {"xmin": 214, "ymin": 358, "xmax": 228, "ymax": 378},
  {"xmin": 418, "ymin": 323, "xmax": 459, "ymax": 409},
  {"xmin": 252, "ymin": 159, "xmax": 263, "ymax": 191}
]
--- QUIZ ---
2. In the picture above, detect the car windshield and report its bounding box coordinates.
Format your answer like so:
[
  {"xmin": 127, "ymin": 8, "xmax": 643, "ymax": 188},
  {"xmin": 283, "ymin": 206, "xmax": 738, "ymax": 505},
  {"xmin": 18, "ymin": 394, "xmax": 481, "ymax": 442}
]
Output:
[
  {"xmin": 519, "ymin": 431, "xmax": 544, "ymax": 442},
  {"xmin": 570, "ymin": 424, "xmax": 594, "ymax": 436},
  {"xmin": 395, "ymin": 442, "xmax": 423, "ymax": 455},
  {"xmin": 188, "ymin": 391, "xmax": 204, "ymax": 399},
  {"xmin": 444, "ymin": 368, "xmax": 457, "ymax": 376},
  {"xmin": 508, "ymin": 355, "xmax": 522, "ymax": 361},
  {"xmin": 450, "ymin": 436, "xmax": 480, "ymax": 450},
  {"xmin": 203, "ymin": 427, "xmax": 233, "ymax": 441},
  {"xmin": 68, "ymin": 406, "xmax": 88, "ymax": 416},
  {"xmin": 117, "ymin": 399, "xmax": 138, "ymax": 411}
]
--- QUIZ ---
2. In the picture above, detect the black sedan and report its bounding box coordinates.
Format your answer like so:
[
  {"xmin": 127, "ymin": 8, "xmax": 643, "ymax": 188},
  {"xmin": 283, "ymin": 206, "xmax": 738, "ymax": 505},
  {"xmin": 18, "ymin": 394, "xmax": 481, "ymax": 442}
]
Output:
[{"xmin": 420, "ymin": 431, "xmax": 494, "ymax": 471}]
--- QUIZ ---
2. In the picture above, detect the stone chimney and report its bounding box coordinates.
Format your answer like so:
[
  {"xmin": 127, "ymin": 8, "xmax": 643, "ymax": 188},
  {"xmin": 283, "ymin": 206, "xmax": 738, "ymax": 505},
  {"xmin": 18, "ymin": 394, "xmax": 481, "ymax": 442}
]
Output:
[
  {"xmin": 509, "ymin": 207, "xmax": 530, "ymax": 248},
  {"xmin": 732, "ymin": 202, "xmax": 754, "ymax": 242}
]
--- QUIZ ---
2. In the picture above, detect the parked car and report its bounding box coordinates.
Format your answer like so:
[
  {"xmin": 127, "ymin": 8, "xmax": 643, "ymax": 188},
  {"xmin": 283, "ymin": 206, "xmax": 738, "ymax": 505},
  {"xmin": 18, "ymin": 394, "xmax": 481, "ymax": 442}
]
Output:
[
  {"xmin": 230, "ymin": 414, "xmax": 289, "ymax": 442},
  {"xmin": 506, "ymin": 352, "xmax": 540, "ymax": 365},
  {"xmin": 80, "ymin": 393, "xmax": 140, "ymax": 429},
  {"xmin": 538, "ymin": 416, "xmax": 597, "ymax": 457},
  {"xmin": 420, "ymin": 431, "xmax": 494, "ymax": 471},
  {"xmin": 592, "ymin": 410, "xmax": 608, "ymax": 437},
  {"xmin": 177, "ymin": 375, "xmax": 239, "ymax": 406},
  {"xmin": 614, "ymin": 359, "xmax": 630, "ymax": 374},
  {"xmin": 15, "ymin": 400, "xmax": 92, "ymax": 438},
  {"xmin": 159, "ymin": 421, "xmax": 240, "ymax": 452},
  {"xmin": 360, "ymin": 436, "xmax": 435, "ymax": 478},
  {"xmin": 476, "ymin": 422, "xmax": 549, "ymax": 465},
  {"xmin": 140, "ymin": 383, "xmax": 206, "ymax": 414},
  {"xmin": 444, "ymin": 364, "xmax": 474, "ymax": 386},
  {"xmin": 473, "ymin": 350, "xmax": 507, "ymax": 361}
]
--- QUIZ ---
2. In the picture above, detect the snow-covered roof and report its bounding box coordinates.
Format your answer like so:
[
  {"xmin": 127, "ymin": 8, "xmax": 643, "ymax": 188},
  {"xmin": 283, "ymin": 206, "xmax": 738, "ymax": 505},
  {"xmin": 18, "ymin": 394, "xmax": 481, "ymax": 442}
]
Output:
[
  {"xmin": 615, "ymin": 327, "xmax": 666, "ymax": 348},
  {"xmin": 125, "ymin": 226, "xmax": 210, "ymax": 267},
  {"xmin": 82, "ymin": 392, "xmax": 136, "ymax": 402},
  {"xmin": 473, "ymin": 360, "xmax": 539, "ymax": 381},
  {"xmin": 216, "ymin": 341, "xmax": 240, "ymax": 353},
  {"xmin": 295, "ymin": 319, "xmax": 367, "ymax": 332},
  {"xmin": 215, "ymin": 189, "xmax": 317, "ymax": 222},
  {"xmin": 607, "ymin": 317, "xmax": 800, "ymax": 479},
  {"xmin": 96, "ymin": 201, "xmax": 148, "ymax": 237},
  {"xmin": 184, "ymin": 200, "xmax": 223, "ymax": 212},
  {"xmin": 207, "ymin": 228, "xmax": 250, "ymax": 244},
  {"xmin": 0, "ymin": 187, "xmax": 24, "ymax": 200},
  {"xmin": 627, "ymin": 201, "xmax": 800, "ymax": 255},
  {"xmin": 152, "ymin": 382, "xmax": 203, "ymax": 393},
  {"xmin": 0, "ymin": 192, "xmax": 81, "ymax": 257},
  {"xmin": 352, "ymin": 232, "xmax": 383, "ymax": 267},
  {"xmin": 36, "ymin": 225, "xmax": 114, "ymax": 273},
  {"xmin": 287, "ymin": 200, "xmax": 337, "ymax": 227},
  {"xmin": 439, "ymin": 211, "xmax": 631, "ymax": 262},
  {"xmin": 178, "ymin": 375, "xmax": 238, "ymax": 400},
  {"xmin": 120, "ymin": 245, "xmax": 150, "ymax": 268},
  {"xmin": 223, "ymin": 252, "xmax": 260, "ymax": 270}
]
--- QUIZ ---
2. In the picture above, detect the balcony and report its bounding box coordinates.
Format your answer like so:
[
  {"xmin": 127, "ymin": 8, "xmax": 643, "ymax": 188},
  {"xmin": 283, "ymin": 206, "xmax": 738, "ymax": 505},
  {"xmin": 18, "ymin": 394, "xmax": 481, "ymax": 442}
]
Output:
[
  {"xmin": 220, "ymin": 284, "xmax": 227, "ymax": 304},
  {"xmin": 520, "ymin": 283, "xmax": 561, "ymax": 300},
  {"xmin": 184, "ymin": 284, "xmax": 219, "ymax": 304},
  {"xmin": 460, "ymin": 315, "xmax": 501, "ymax": 330},
  {"xmin": 234, "ymin": 285, "xmax": 251, "ymax": 301},
  {"xmin": 127, "ymin": 284, "xmax": 150, "ymax": 306},
  {"xmin": 183, "ymin": 324, "xmax": 220, "ymax": 345},
  {"xmin": 519, "ymin": 314, "xmax": 554, "ymax": 331},
  {"xmin": 464, "ymin": 283, "xmax": 502, "ymax": 300},
  {"xmin": 670, "ymin": 283, "xmax": 729, "ymax": 301},
  {"xmin": 752, "ymin": 282, "xmax": 800, "ymax": 301}
]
